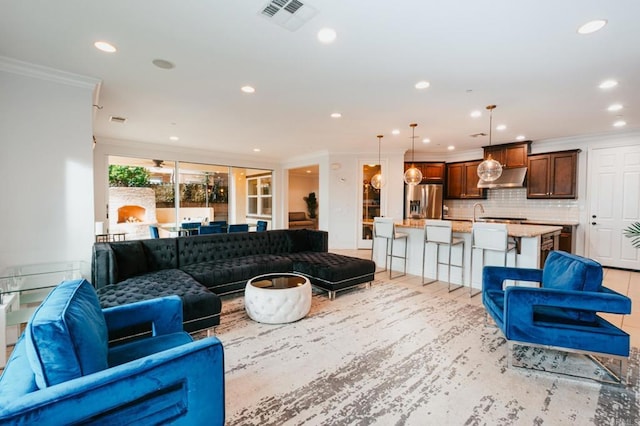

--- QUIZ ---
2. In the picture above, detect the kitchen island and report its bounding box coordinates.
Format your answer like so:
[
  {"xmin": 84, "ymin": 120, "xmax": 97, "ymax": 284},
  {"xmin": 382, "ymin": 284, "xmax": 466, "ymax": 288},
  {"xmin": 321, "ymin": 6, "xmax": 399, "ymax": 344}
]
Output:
[{"xmin": 371, "ymin": 219, "xmax": 561, "ymax": 292}]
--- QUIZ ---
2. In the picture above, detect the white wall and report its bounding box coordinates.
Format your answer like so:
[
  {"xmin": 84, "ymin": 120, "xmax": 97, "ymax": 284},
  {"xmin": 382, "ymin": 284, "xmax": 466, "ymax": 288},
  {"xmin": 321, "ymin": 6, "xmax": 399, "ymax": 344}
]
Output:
[{"xmin": 0, "ymin": 58, "xmax": 98, "ymax": 273}]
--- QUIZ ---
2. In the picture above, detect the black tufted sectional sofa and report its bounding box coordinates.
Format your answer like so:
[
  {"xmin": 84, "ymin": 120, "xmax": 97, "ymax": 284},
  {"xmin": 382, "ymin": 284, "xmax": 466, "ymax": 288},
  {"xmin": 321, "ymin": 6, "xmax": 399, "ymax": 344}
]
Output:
[{"xmin": 92, "ymin": 229, "xmax": 375, "ymax": 338}]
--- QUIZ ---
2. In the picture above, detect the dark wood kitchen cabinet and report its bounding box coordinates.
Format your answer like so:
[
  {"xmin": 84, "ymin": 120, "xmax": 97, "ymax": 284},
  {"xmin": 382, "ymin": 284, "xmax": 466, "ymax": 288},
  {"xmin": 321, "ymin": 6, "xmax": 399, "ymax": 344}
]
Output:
[
  {"xmin": 527, "ymin": 150, "xmax": 579, "ymax": 199},
  {"xmin": 483, "ymin": 141, "xmax": 530, "ymax": 168},
  {"xmin": 445, "ymin": 160, "xmax": 486, "ymax": 199},
  {"xmin": 404, "ymin": 162, "xmax": 445, "ymax": 183}
]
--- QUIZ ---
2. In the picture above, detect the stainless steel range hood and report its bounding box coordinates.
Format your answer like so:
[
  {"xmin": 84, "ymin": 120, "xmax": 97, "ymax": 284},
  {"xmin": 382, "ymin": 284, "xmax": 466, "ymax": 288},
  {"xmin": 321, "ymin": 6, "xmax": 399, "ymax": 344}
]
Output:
[{"xmin": 477, "ymin": 167, "xmax": 527, "ymax": 189}]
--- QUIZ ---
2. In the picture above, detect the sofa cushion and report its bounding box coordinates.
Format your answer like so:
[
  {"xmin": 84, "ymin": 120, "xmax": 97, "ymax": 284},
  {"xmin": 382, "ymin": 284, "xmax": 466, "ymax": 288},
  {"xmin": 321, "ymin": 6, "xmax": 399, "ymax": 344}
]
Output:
[
  {"xmin": 97, "ymin": 269, "xmax": 221, "ymax": 336},
  {"xmin": 111, "ymin": 241, "xmax": 148, "ymax": 281},
  {"xmin": 180, "ymin": 255, "xmax": 293, "ymax": 292},
  {"xmin": 177, "ymin": 232, "xmax": 272, "ymax": 265},
  {"xmin": 287, "ymin": 252, "xmax": 375, "ymax": 290},
  {"xmin": 25, "ymin": 279, "xmax": 108, "ymax": 389},
  {"xmin": 140, "ymin": 238, "xmax": 178, "ymax": 270},
  {"xmin": 287, "ymin": 229, "xmax": 312, "ymax": 252},
  {"xmin": 542, "ymin": 251, "xmax": 603, "ymax": 292}
]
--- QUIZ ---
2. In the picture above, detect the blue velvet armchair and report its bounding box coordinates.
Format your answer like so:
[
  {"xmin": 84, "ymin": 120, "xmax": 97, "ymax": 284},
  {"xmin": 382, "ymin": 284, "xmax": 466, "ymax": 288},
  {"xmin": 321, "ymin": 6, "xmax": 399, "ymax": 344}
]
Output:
[
  {"xmin": 0, "ymin": 279, "xmax": 225, "ymax": 425},
  {"xmin": 482, "ymin": 250, "xmax": 631, "ymax": 383}
]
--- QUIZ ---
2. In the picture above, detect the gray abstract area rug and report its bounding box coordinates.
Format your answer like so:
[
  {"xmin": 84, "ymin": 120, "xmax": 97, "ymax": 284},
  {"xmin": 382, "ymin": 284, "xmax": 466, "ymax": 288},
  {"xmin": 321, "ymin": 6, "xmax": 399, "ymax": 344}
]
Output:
[{"xmin": 211, "ymin": 282, "xmax": 640, "ymax": 425}]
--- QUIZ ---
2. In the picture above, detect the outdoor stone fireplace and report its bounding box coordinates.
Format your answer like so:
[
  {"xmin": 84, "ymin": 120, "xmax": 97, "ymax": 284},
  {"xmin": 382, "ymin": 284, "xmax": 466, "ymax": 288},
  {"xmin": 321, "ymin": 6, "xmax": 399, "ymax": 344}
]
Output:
[{"xmin": 108, "ymin": 187, "xmax": 158, "ymax": 240}]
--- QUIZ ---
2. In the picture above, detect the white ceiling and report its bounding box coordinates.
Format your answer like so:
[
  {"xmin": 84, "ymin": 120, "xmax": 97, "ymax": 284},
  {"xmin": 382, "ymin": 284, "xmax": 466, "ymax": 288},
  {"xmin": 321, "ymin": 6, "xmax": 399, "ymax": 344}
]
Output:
[{"xmin": 2, "ymin": 1, "xmax": 639, "ymax": 161}]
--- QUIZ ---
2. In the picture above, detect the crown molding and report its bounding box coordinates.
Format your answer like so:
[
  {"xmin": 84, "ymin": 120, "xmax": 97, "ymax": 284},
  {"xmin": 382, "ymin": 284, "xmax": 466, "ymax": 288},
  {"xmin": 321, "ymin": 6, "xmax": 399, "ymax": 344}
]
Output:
[{"xmin": 0, "ymin": 56, "xmax": 100, "ymax": 89}]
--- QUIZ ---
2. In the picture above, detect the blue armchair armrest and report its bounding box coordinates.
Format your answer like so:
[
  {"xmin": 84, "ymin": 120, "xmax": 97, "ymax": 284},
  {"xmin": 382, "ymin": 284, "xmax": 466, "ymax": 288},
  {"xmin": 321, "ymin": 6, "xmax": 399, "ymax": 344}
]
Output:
[
  {"xmin": 505, "ymin": 286, "xmax": 632, "ymax": 316},
  {"xmin": 102, "ymin": 296, "xmax": 183, "ymax": 337},
  {"xmin": 0, "ymin": 337, "xmax": 225, "ymax": 425},
  {"xmin": 502, "ymin": 286, "xmax": 631, "ymax": 356},
  {"xmin": 482, "ymin": 266, "xmax": 543, "ymax": 292}
]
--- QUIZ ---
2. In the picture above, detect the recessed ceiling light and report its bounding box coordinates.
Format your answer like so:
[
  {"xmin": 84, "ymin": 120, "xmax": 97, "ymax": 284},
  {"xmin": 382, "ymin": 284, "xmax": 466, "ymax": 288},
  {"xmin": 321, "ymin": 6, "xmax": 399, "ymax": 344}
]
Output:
[
  {"xmin": 608, "ymin": 103, "xmax": 623, "ymax": 112},
  {"xmin": 94, "ymin": 41, "xmax": 117, "ymax": 53},
  {"xmin": 515, "ymin": 135, "xmax": 526, "ymax": 141},
  {"xmin": 613, "ymin": 120, "xmax": 627, "ymax": 127},
  {"xmin": 330, "ymin": 112, "xmax": 342, "ymax": 118},
  {"xmin": 599, "ymin": 79, "xmax": 618, "ymax": 89},
  {"xmin": 415, "ymin": 81, "xmax": 430, "ymax": 90},
  {"xmin": 577, "ymin": 19, "xmax": 607, "ymax": 35},
  {"xmin": 152, "ymin": 59, "xmax": 175, "ymax": 70},
  {"xmin": 169, "ymin": 136, "xmax": 180, "ymax": 141},
  {"xmin": 241, "ymin": 86, "xmax": 256, "ymax": 93},
  {"xmin": 422, "ymin": 138, "xmax": 431, "ymax": 143},
  {"xmin": 470, "ymin": 110, "xmax": 482, "ymax": 118},
  {"xmin": 392, "ymin": 129, "xmax": 400, "ymax": 135},
  {"xmin": 447, "ymin": 145, "xmax": 455, "ymax": 151},
  {"xmin": 317, "ymin": 28, "xmax": 337, "ymax": 44},
  {"xmin": 253, "ymin": 148, "xmax": 261, "ymax": 152},
  {"xmin": 496, "ymin": 124, "xmax": 507, "ymax": 131}
]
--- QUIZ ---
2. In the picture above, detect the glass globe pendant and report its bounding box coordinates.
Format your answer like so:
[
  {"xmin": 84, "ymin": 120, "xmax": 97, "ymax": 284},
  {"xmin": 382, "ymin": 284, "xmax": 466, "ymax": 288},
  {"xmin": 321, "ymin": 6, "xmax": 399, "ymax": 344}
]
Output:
[
  {"xmin": 477, "ymin": 104, "xmax": 503, "ymax": 182},
  {"xmin": 403, "ymin": 123, "xmax": 423, "ymax": 185},
  {"xmin": 370, "ymin": 135, "xmax": 385, "ymax": 189}
]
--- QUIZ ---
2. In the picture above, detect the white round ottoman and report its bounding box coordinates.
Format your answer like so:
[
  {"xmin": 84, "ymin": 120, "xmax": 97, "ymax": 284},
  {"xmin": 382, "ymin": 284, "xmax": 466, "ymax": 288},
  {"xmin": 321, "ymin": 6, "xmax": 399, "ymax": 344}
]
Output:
[{"xmin": 245, "ymin": 273, "xmax": 312, "ymax": 324}]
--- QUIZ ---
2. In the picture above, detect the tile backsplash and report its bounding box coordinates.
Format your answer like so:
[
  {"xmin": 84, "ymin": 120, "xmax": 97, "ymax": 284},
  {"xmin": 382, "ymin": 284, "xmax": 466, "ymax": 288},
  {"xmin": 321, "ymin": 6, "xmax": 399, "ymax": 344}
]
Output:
[{"xmin": 444, "ymin": 188, "xmax": 580, "ymax": 222}]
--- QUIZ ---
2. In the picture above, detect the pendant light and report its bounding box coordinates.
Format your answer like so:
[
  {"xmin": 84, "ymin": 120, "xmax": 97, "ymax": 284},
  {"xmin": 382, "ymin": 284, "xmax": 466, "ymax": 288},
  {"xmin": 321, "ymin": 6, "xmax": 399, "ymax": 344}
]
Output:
[
  {"xmin": 370, "ymin": 134, "xmax": 385, "ymax": 189},
  {"xmin": 477, "ymin": 104, "xmax": 503, "ymax": 182},
  {"xmin": 403, "ymin": 123, "xmax": 423, "ymax": 185}
]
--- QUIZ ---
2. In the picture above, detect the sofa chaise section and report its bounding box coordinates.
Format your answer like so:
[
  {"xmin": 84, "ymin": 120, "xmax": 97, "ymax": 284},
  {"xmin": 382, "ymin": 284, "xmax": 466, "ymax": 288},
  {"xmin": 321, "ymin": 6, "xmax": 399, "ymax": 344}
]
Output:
[{"xmin": 92, "ymin": 239, "xmax": 222, "ymax": 336}]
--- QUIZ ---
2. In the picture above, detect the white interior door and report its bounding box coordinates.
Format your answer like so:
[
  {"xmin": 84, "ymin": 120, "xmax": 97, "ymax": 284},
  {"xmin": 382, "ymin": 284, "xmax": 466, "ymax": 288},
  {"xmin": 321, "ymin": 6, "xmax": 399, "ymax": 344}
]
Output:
[{"xmin": 588, "ymin": 144, "xmax": 640, "ymax": 269}]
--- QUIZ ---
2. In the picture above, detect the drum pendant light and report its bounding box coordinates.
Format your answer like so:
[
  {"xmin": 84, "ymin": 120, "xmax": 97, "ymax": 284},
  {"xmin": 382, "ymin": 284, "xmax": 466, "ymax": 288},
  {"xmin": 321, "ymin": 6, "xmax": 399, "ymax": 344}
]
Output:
[
  {"xmin": 370, "ymin": 134, "xmax": 385, "ymax": 189},
  {"xmin": 403, "ymin": 123, "xmax": 423, "ymax": 185},
  {"xmin": 477, "ymin": 104, "xmax": 503, "ymax": 182}
]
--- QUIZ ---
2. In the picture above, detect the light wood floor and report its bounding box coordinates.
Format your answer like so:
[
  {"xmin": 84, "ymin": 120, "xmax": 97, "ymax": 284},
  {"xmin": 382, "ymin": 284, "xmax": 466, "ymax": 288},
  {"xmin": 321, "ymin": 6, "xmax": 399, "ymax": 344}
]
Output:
[{"xmin": 332, "ymin": 248, "xmax": 640, "ymax": 348}]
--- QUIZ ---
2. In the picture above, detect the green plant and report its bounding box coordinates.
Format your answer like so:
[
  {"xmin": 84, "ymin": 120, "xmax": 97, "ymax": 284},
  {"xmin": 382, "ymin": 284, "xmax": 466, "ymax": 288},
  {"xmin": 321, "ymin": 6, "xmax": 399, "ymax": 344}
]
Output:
[
  {"xmin": 108, "ymin": 165, "xmax": 150, "ymax": 187},
  {"xmin": 303, "ymin": 192, "xmax": 318, "ymax": 219},
  {"xmin": 624, "ymin": 222, "xmax": 640, "ymax": 248}
]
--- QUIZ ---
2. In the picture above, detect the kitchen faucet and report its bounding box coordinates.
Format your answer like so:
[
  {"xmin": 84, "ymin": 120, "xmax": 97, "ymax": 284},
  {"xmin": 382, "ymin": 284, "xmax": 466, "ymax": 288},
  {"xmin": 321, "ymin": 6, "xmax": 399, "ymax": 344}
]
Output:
[{"xmin": 473, "ymin": 203, "xmax": 485, "ymax": 222}]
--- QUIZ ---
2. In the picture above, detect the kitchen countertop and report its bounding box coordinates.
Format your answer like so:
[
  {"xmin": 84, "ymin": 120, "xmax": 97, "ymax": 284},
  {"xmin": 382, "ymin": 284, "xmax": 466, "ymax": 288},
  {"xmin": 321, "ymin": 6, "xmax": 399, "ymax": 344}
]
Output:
[
  {"xmin": 443, "ymin": 217, "xmax": 579, "ymax": 227},
  {"xmin": 397, "ymin": 219, "xmax": 562, "ymax": 238}
]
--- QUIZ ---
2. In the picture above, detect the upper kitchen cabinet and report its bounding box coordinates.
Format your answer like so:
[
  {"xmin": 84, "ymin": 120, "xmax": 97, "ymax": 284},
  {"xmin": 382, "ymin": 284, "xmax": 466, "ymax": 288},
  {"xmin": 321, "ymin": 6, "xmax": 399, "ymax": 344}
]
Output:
[
  {"xmin": 527, "ymin": 150, "xmax": 579, "ymax": 199},
  {"xmin": 483, "ymin": 141, "xmax": 531, "ymax": 168},
  {"xmin": 404, "ymin": 162, "xmax": 446, "ymax": 183},
  {"xmin": 445, "ymin": 160, "xmax": 486, "ymax": 199}
]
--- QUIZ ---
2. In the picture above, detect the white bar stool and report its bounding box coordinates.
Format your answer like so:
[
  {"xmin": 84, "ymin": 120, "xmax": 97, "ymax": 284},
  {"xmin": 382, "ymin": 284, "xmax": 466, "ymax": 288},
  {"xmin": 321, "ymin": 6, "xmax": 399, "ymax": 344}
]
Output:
[
  {"xmin": 422, "ymin": 220, "xmax": 464, "ymax": 292},
  {"xmin": 371, "ymin": 217, "xmax": 408, "ymax": 279},
  {"xmin": 471, "ymin": 222, "xmax": 517, "ymax": 297}
]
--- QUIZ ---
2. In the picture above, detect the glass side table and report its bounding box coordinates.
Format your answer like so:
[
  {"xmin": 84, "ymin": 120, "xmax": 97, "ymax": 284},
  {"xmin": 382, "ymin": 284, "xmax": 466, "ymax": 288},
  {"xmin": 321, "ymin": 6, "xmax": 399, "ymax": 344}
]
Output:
[{"xmin": 0, "ymin": 261, "xmax": 83, "ymax": 367}]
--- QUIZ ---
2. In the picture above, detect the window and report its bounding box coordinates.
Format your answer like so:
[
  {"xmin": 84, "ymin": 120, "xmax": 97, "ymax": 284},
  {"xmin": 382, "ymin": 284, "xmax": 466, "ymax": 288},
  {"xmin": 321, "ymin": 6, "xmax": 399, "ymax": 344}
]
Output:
[{"xmin": 247, "ymin": 174, "xmax": 272, "ymax": 217}]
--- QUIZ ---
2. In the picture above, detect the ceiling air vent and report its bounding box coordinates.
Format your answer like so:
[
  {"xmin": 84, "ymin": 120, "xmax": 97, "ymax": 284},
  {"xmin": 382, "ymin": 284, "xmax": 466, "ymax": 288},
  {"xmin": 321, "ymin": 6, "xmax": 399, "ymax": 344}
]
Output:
[
  {"xmin": 109, "ymin": 116, "xmax": 127, "ymax": 124},
  {"xmin": 284, "ymin": 0, "xmax": 303, "ymax": 14},
  {"xmin": 259, "ymin": 0, "xmax": 318, "ymax": 31}
]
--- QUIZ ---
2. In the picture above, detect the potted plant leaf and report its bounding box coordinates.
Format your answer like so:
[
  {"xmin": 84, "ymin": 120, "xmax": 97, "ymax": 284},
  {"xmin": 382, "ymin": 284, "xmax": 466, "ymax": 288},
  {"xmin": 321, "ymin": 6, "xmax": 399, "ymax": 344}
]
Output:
[
  {"xmin": 624, "ymin": 222, "xmax": 640, "ymax": 248},
  {"xmin": 303, "ymin": 192, "xmax": 318, "ymax": 219}
]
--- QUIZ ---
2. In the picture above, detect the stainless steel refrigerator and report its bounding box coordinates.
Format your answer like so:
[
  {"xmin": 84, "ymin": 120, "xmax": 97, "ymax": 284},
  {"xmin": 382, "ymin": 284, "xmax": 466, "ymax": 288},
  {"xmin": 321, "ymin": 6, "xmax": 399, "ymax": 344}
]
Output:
[{"xmin": 405, "ymin": 184, "xmax": 443, "ymax": 219}]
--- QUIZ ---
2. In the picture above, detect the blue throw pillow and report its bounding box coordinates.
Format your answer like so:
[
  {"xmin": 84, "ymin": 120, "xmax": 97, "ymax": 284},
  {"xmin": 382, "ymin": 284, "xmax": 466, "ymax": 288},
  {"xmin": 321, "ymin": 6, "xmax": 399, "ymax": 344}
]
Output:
[{"xmin": 25, "ymin": 279, "xmax": 109, "ymax": 389}]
